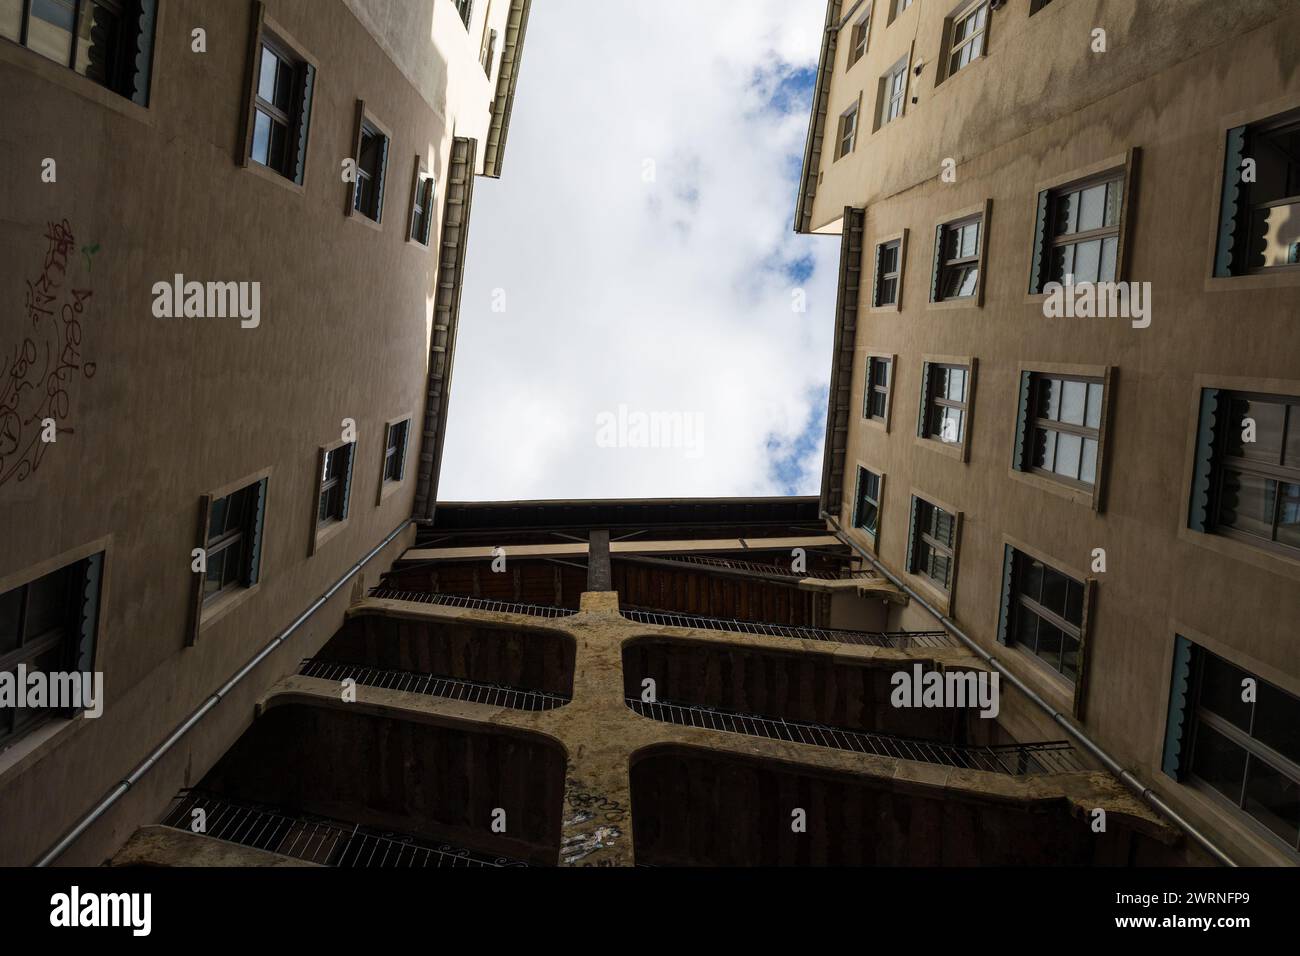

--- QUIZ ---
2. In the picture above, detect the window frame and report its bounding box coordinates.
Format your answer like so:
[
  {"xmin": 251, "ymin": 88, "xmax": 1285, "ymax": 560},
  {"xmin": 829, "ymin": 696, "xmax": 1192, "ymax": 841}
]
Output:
[
  {"xmin": 312, "ymin": 439, "xmax": 356, "ymax": 552},
  {"xmin": 345, "ymin": 99, "xmax": 392, "ymax": 227},
  {"xmin": 1024, "ymin": 373, "xmax": 1105, "ymax": 490},
  {"xmin": 871, "ymin": 230, "xmax": 907, "ymax": 310},
  {"xmin": 407, "ymin": 155, "xmax": 436, "ymax": 247},
  {"xmin": 1010, "ymin": 362, "xmax": 1114, "ymax": 512},
  {"xmin": 917, "ymin": 357, "xmax": 976, "ymax": 461},
  {"xmin": 934, "ymin": 215, "xmax": 982, "ymax": 302},
  {"xmin": 863, "ymin": 354, "xmax": 894, "ymax": 430},
  {"xmin": 452, "ymin": 0, "xmax": 473, "ymax": 29},
  {"xmin": 847, "ymin": 5, "xmax": 872, "ymax": 68},
  {"xmin": 238, "ymin": 8, "xmax": 316, "ymax": 190},
  {"xmin": 835, "ymin": 98, "xmax": 860, "ymax": 161},
  {"xmin": 377, "ymin": 415, "xmax": 413, "ymax": 504},
  {"xmin": 887, "ymin": 0, "xmax": 913, "ymax": 26},
  {"xmin": 1182, "ymin": 642, "xmax": 1300, "ymax": 857},
  {"xmin": 876, "ymin": 57, "xmax": 909, "ymax": 130},
  {"xmin": 853, "ymin": 465, "xmax": 884, "ymax": 545},
  {"xmin": 1205, "ymin": 390, "xmax": 1300, "ymax": 559},
  {"xmin": 907, "ymin": 492, "xmax": 962, "ymax": 608},
  {"xmin": 1005, "ymin": 546, "xmax": 1090, "ymax": 690},
  {"xmin": 938, "ymin": 0, "xmax": 989, "ymax": 84},
  {"xmin": 1212, "ymin": 108, "xmax": 1300, "ymax": 279},
  {"xmin": 190, "ymin": 468, "xmax": 271, "ymax": 642}
]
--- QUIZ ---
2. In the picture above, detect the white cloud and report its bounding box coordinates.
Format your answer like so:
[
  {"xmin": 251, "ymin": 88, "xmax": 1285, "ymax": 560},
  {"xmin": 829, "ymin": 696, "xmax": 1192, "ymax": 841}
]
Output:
[{"xmin": 440, "ymin": 0, "xmax": 838, "ymax": 501}]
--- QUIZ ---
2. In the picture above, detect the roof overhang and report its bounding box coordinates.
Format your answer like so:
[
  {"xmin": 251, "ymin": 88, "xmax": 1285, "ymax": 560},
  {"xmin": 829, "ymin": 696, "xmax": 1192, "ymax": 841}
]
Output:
[
  {"xmin": 482, "ymin": 0, "xmax": 533, "ymax": 179},
  {"xmin": 793, "ymin": 0, "xmax": 843, "ymax": 234}
]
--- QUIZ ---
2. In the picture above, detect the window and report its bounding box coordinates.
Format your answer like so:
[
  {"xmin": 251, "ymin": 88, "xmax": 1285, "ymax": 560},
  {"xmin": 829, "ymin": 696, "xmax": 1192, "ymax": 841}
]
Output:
[
  {"xmin": 353, "ymin": 121, "xmax": 390, "ymax": 222},
  {"xmin": 383, "ymin": 419, "xmax": 410, "ymax": 484},
  {"xmin": 932, "ymin": 215, "xmax": 981, "ymax": 301},
  {"xmin": 1214, "ymin": 110, "xmax": 1300, "ymax": 276},
  {"xmin": 204, "ymin": 483, "xmax": 265, "ymax": 605},
  {"xmin": 1169, "ymin": 640, "xmax": 1300, "ymax": 853},
  {"xmin": 248, "ymin": 33, "xmax": 315, "ymax": 184},
  {"xmin": 0, "ymin": 553, "xmax": 102, "ymax": 748},
  {"xmin": 873, "ymin": 238, "xmax": 902, "ymax": 306},
  {"xmin": 318, "ymin": 443, "xmax": 356, "ymax": 527},
  {"xmin": 878, "ymin": 60, "xmax": 907, "ymax": 128},
  {"xmin": 835, "ymin": 102, "xmax": 859, "ymax": 160},
  {"xmin": 483, "ymin": 27, "xmax": 497, "ymax": 76},
  {"xmin": 1017, "ymin": 373, "xmax": 1104, "ymax": 489},
  {"xmin": 943, "ymin": 1, "xmax": 988, "ymax": 80},
  {"xmin": 1030, "ymin": 171, "xmax": 1125, "ymax": 291},
  {"xmin": 453, "ymin": 0, "xmax": 472, "ymax": 28},
  {"xmin": 848, "ymin": 7, "xmax": 871, "ymax": 67},
  {"xmin": 864, "ymin": 356, "xmax": 892, "ymax": 423},
  {"xmin": 919, "ymin": 363, "xmax": 971, "ymax": 448},
  {"xmin": 1190, "ymin": 390, "xmax": 1300, "ymax": 557},
  {"xmin": 1030, "ymin": 0, "xmax": 1057, "ymax": 13},
  {"xmin": 1, "ymin": 0, "xmax": 156, "ymax": 103},
  {"xmin": 1004, "ymin": 548, "xmax": 1086, "ymax": 683},
  {"xmin": 888, "ymin": 0, "xmax": 913, "ymax": 24},
  {"xmin": 854, "ymin": 467, "xmax": 882, "ymax": 539},
  {"xmin": 410, "ymin": 166, "xmax": 435, "ymax": 246},
  {"xmin": 908, "ymin": 497, "xmax": 957, "ymax": 594}
]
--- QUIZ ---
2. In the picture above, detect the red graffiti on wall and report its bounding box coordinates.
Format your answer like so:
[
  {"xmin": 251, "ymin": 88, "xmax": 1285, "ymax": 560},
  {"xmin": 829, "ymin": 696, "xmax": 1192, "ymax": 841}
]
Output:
[{"xmin": 1, "ymin": 220, "xmax": 96, "ymax": 488}]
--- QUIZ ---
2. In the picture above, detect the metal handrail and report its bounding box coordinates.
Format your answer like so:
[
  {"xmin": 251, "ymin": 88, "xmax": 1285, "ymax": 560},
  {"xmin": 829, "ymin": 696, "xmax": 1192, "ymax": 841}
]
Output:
[
  {"xmin": 299, "ymin": 658, "xmax": 570, "ymax": 711},
  {"xmin": 626, "ymin": 698, "xmax": 1083, "ymax": 775},
  {"xmin": 619, "ymin": 606, "xmax": 954, "ymax": 649},
  {"xmin": 368, "ymin": 587, "xmax": 578, "ymax": 618}
]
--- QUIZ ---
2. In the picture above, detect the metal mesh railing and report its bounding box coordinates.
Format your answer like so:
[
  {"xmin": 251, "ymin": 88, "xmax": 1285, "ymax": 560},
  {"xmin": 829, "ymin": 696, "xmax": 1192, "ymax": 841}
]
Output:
[
  {"xmin": 160, "ymin": 791, "xmax": 526, "ymax": 867},
  {"xmin": 626, "ymin": 698, "xmax": 1084, "ymax": 775},
  {"xmin": 299, "ymin": 658, "xmax": 570, "ymax": 711},
  {"xmin": 624, "ymin": 553, "xmax": 857, "ymax": 581},
  {"xmin": 368, "ymin": 587, "xmax": 577, "ymax": 618},
  {"xmin": 619, "ymin": 607, "xmax": 954, "ymax": 649}
]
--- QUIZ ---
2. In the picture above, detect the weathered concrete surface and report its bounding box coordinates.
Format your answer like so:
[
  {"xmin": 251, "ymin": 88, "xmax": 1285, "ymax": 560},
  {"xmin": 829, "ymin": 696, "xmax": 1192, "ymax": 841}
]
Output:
[{"xmin": 110, "ymin": 826, "xmax": 317, "ymax": 868}]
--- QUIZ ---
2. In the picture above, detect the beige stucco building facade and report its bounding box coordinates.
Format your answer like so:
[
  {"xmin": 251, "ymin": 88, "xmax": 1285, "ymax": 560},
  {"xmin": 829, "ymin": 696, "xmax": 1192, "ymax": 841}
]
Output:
[
  {"xmin": 0, "ymin": 0, "xmax": 530, "ymax": 866},
  {"xmin": 797, "ymin": 0, "xmax": 1300, "ymax": 865}
]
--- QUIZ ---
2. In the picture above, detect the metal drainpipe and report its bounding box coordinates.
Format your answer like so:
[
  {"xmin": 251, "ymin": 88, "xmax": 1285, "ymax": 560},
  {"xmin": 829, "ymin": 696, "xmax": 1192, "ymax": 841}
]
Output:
[
  {"xmin": 821, "ymin": 510, "xmax": 1237, "ymax": 867},
  {"xmin": 34, "ymin": 519, "xmax": 414, "ymax": 867}
]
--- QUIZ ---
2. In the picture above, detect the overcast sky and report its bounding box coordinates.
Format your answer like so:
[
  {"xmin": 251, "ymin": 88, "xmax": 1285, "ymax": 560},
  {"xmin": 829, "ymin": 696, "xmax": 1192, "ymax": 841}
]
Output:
[{"xmin": 439, "ymin": 0, "xmax": 839, "ymax": 502}]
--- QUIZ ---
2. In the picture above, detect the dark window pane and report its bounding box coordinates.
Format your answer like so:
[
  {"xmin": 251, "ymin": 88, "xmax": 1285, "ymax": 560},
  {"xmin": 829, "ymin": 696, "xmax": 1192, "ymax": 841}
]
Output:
[
  {"xmin": 1226, "ymin": 398, "xmax": 1286, "ymax": 464},
  {"xmin": 1279, "ymin": 483, "xmax": 1300, "ymax": 549},
  {"xmin": 1255, "ymin": 681, "xmax": 1300, "ymax": 765},
  {"xmin": 1199, "ymin": 652, "xmax": 1253, "ymax": 731},
  {"xmin": 274, "ymin": 58, "xmax": 295, "ymax": 112},
  {"xmin": 75, "ymin": 0, "xmax": 125, "ymax": 90},
  {"xmin": 1244, "ymin": 757, "xmax": 1300, "ymax": 847},
  {"xmin": 251, "ymin": 110, "xmax": 272, "ymax": 166},
  {"xmin": 1061, "ymin": 634, "xmax": 1081, "ymax": 683},
  {"xmin": 1035, "ymin": 622, "xmax": 1063, "ymax": 670},
  {"xmin": 205, "ymin": 550, "xmax": 227, "ymax": 598},
  {"xmin": 1036, "ymin": 377, "xmax": 1062, "ymax": 421},
  {"xmin": 0, "ymin": 587, "xmax": 21, "ymax": 655},
  {"xmin": 1064, "ymin": 579, "xmax": 1084, "ymax": 626},
  {"xmin": 1018, "ymin": 556, "xmax": 1044, "ymax": 604},
  {"xmin": 879, "ymin": 243, "xmax": 898, "ymax": 273},
  {"xmin": 208, "ymin": 496, "xmax": 228, "ymax": 539},
  {"xmin": 878, "ymin": 276, "xmax": 897, "ymax": 304},
  {"xmin": 1040, "ymin": 566, "xmax": 1068, "ymax": 618},
  {"xmin": 1014, "ymin": 603, "xmax": 1039, "ymax": 650},
  {"xmin": 1191, "ymin": 720, "xmax": 1248, "ymax": 805},
  {"xmin": 267, "ymin": 118, "xmax": 289, "ymax": 174},
  {"xmin": 1217, "ymin": 470, "xmax": 1276, "ymax": 540},
  {"xmin": 1286, "ymin": 411, "xmax": 1300, "ymax": 467},
  {"xmin": 25, "ymin": 567, "xmax": 71, "ymax": 640},
  {"xmin": 869, "ymin": 390, "xmax": 886, "ymax": 418}
]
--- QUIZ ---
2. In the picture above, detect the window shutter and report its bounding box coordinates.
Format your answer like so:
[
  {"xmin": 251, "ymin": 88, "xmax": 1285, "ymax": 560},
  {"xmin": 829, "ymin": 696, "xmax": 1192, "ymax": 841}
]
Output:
[
  {"xmin": 398, "ymin": 424, "xmax": 410, "ymax": 480},
  {"xmin": 1011, "ymin": 371, "xmax": 1032, "ymax": 471},
  {"xmin": 187, "ymin": 494, "xmax": 214, "ymax": 645},
  {"xmin": 929, "ymin": 224, "xmax": 944, "ymax": 302},
  {"xmin": 126, "ymin": 0, "xmax": 159, "ymax": 106},
  {"xmin": 247, "ymin": 478, "xmax": 269, "ymax": 586},
  {"xmin": 1213, "ymin": 126, "xmax": 1249, "ymax": 278},
  {"xmin": 1028, "ymin": 188, "xmax": 1051, "ymax": 293},
  {"xmin": 1161, "ymin": 635, "xmax": 1196, "ymax": 780},
  {"xmin": 905, "ymin": 496, "xmax": 920, "ymax": 573},
  {"xmin": 374, "ymin": 136, "xmax": 391, "ymax": 224},
  {"xmin": 1186, "ymin": 388, "xmax": 1222, "ymax": 533},
  {"xmin": 340, "ymin": 445, "xmax": 356, "ymax": 520},
  {"xmin": 293, "ymin": 62, "xmax": 316, "ymax": 186},
  {"xmin": 851, "ymin": 467, "xmax": 863, "ymax": 528},
  {"xmin": 1071, "ymin": 578, "xmax": 1096, "ymax": 719},
  {"xmin": 916, "ymin": 362, "xmax": 931, "ymax": 438},
  {"xmin": 74, "ymin": 553, "xmax": 104, "ymax": 673},
  {"xmin": 871, "ymin": 244, "xmax": 882, "ymax": 307},
  {"xmin": 995, "ymin": 544, "xmax": 1014, "ymax": 646}
]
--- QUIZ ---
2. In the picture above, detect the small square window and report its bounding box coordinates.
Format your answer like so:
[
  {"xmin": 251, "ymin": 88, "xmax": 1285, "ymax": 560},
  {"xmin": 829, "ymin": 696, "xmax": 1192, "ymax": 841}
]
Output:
[
  {"xmin": 318, "ymin": 443, "xmax": 356, "ymax": 526},
  {"xmin": 204, "ymin": 481, "xmax": 266, "ymax": 605}
]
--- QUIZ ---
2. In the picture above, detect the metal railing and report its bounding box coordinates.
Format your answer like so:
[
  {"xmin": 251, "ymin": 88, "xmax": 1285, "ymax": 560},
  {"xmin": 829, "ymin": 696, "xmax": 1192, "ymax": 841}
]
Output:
[
  {"xmin": 626, "ymin": 698, "xmax": 1084, "ymax": 775},
  {"xmin": 299, "ymin": 658, "xmax": 570, "ymax": 711},
  {"xmin": 619, "ymin": 607, "xmax": 954, "ymax": 649},
  {"xmin": 368, "ymin": 587, "xmax": 577, "ymax": 618},
  {"xmin": 623, "ymin": 553, "xmax": 857, "ymax": 581},
  {"xmin": 160, "ymin": 791, "xmax": 526, "ymax": 867}
]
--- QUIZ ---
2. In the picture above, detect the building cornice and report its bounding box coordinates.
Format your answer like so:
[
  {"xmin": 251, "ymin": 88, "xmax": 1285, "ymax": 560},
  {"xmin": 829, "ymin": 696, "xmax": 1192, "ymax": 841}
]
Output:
[
  {"xmin": 794, "ymin": 0, "xmax": 842, "ymax": 234},
  {"xmin": 482, "ymin": 0, "xmax": 533, "ymax": 179}
]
